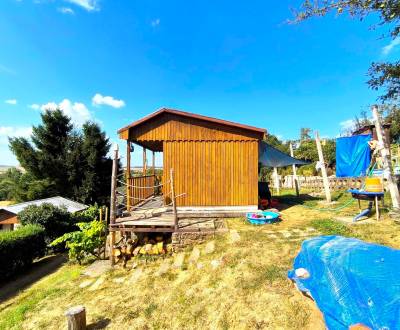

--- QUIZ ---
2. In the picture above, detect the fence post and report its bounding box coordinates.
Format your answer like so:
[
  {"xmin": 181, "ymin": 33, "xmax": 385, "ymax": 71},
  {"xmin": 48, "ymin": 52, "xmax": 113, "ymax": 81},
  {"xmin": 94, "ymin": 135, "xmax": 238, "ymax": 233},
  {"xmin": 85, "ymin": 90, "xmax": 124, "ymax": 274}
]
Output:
[
  {"xmin": 290, "ymin": 143, "xmax": 299, "ymax": 196},
  {"xmin": 315, "ymin": 131, "xmax": 332, "ymax": 203},
  {"xmin": 372, "ymin": 105, "xmax": 400, "ymax": 210},
  {"xmin": 109, "ymin": 144, "xmax": 118, "ymax": 266},
  {"xmin": 170, "ymin": 168, "xmax": 178, "ymax": 231},
  {"xmin": 273, "ymin": 167, "xmax": 280, "ymax": 195}
]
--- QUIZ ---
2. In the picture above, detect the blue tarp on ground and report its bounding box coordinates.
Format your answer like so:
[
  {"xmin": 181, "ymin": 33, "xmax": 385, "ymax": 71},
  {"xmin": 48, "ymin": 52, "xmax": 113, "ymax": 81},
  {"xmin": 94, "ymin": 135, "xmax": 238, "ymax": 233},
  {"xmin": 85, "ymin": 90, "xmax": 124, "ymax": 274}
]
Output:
[
  {"xmin": 336, "ymin": 135, "xmax": 371, "ymax": 177},
  {"xmin": 288, "ymin": 236, "xmax": 400, "ymax": 330}
]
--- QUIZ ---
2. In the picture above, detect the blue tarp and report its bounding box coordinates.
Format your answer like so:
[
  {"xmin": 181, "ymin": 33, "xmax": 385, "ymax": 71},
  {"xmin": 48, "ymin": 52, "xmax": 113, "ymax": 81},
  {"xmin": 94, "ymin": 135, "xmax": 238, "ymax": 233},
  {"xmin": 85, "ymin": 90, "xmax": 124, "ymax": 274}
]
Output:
[
  {"xmin": 258, "ymin": 141, "xmax": 310, "ymax": 168},
  {"xmin": 336, "ymin": 135, "xmax": 371, "ymax": 177},
  {"xmin": 288, "ymin": 236, "xmax": 400, "ymax": 330}
]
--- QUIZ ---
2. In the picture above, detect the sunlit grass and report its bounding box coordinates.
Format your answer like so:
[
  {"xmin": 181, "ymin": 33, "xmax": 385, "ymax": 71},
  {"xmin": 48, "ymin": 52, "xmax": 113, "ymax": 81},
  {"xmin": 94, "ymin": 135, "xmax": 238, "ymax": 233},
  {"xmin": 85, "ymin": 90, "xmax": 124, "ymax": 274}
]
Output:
[{"xmin": 1, "ymin": 190, "xmax": 400, "ymax": 329}]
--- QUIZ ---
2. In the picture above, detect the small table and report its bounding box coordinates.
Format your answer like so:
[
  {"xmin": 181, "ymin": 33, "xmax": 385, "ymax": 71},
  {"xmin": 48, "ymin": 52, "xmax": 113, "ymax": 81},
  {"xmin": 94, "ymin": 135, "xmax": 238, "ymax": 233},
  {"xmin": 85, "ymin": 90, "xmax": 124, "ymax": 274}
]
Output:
[{"xmin": 348, "ymin": 189, "xmax": 385, "ymax": 220}]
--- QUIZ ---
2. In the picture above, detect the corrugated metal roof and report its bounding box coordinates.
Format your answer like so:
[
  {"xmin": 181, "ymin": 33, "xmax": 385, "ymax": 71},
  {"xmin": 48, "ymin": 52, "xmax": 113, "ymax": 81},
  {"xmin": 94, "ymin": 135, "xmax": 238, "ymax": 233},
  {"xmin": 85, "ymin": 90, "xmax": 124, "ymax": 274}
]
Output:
[{"xmin": 1, "ymin": 196, "xmax": 88, "ymax": 215}]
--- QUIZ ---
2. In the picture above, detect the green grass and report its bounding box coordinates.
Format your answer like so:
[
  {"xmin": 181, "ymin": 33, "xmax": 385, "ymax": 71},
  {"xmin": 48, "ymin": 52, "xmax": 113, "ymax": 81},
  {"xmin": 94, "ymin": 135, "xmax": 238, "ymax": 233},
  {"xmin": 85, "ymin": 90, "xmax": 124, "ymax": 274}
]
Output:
[
  {"xmin": 2, "ymin": 191, "xmax": 400, "ymax": 329},
  {"xmin": 309, "ymin": 219, "xmax": 353, "ymax": 236},
  {"xmin": 0, "ymin": 265, "xmax": 81, "ymax": 330}
]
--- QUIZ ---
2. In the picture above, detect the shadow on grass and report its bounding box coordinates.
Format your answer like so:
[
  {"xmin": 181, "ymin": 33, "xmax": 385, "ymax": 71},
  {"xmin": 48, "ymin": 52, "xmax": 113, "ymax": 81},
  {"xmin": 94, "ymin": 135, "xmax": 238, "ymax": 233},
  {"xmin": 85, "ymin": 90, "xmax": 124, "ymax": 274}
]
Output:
[
  {"xmin": 87, "ymin": 317, "xmax": 111, "ymax": 329},
  {"xmin": 0, "ymin": 254, "xmax": 67, "ymax": 303},
  {"xmin": 274, "ymin": 191, "xmax": 349, "ymax": 211}
]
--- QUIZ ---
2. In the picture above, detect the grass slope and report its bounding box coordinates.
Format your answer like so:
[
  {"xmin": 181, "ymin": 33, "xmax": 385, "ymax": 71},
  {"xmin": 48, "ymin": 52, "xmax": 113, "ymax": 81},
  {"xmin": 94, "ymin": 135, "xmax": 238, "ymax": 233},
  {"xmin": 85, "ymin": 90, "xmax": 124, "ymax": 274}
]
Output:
[{"xmin": 1, "ymin": 190, "xmax": 400, "ymax": 329}]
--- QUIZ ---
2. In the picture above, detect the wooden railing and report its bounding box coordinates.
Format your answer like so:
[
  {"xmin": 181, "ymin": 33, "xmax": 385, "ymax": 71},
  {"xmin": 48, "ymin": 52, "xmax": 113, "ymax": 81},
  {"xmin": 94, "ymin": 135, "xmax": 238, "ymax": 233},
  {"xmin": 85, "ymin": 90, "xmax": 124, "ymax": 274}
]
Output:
[
  {"xmin": 280, "ymin": 175, "xmax": 393, "ymax": 191},
  {"xmin": 127, "ymin": 175, "xmax": 156, "ymax": 208}
]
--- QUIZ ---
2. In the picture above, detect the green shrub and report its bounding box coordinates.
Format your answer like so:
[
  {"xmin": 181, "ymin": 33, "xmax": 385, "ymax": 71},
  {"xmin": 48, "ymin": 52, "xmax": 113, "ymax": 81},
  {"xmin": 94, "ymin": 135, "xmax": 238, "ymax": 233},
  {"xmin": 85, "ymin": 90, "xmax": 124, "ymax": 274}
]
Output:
[
  {"xmin": 18, "ymin": 203, "xmax": 73, "ymax": 242},
  {"xmin": 50, "ymin": 220, "xmax": 105, "ymax": 264},
  {"xmin": 71, "ymin": 204, "xmax": 101, "ymax": 223},
  {"xmin": 0, "ymin": 225, "xmax": 46, "ymax": 281}
]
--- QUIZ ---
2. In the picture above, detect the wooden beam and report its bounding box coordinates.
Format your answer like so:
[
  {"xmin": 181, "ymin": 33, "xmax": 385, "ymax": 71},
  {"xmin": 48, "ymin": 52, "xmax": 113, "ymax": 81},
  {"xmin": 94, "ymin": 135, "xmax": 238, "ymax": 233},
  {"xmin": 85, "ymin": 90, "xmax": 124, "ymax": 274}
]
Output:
[
  {"xmin": 170, "ymin": 168, "xmax": 178, "ymax": 230},
  {"xmin": 109, "ymin": 144, "xmax": 118, "ymax": 266},
  {"xmin": 152, "ymin": 150, "xmax": 156, "ymax": 176},
  {"xmin": 126, "ymin": 141, "xmax": 131, "ymax": 211},
  {"xmin": 143, "ymin": 148, "xmax": 147, "ymax": 175},
  {"xmin": 315, "ymin": 131, "xmax": 331, "ymax": 203},
  {"xmin": 290, "ymin": 143, "xmax": 299, "ymax": 197},
  {"xmin": 273, "ymin": 167, "xmax": 280, "ymax": 195},
  {"xmin": 372, "ymin": 105, "xmax": 400, "ymax": 209}
]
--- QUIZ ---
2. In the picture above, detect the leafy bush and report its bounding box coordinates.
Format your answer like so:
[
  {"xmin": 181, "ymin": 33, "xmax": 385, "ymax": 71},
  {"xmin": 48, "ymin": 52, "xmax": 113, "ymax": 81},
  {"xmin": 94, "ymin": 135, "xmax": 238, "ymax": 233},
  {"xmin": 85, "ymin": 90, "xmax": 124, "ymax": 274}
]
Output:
[
  {"xmin": 50, "ymin": 220, "xmax": 105, "ymax": 264},
  {"xmin": 18, "ymin": 203, "xmax": 73, "ymax": 242},
  {"xmin": 0, "ymin": 225, "xmax": 46, "ymax": 281},
  {"xmin": 71, "ymin": 204, "xmax": 101, "ymax": 223}
]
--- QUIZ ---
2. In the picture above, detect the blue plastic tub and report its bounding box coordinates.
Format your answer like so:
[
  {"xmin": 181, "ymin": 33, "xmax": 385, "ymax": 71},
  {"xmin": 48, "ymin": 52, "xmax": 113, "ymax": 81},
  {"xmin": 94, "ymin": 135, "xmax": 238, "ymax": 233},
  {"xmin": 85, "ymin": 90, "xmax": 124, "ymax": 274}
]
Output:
[{"xmin": 246, "ymin": 211, "xmax": 279, "ymax": 225}]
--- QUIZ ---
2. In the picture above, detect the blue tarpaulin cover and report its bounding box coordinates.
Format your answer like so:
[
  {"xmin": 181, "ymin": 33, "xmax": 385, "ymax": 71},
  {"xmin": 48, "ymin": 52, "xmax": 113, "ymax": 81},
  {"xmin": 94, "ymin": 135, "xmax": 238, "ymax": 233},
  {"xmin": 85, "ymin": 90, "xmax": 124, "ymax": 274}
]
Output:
[
  {"xmin": 336, "ymin": 135, "xmax": 371, "ymax": 177},
  {"xmin": 288, "ymin": 236, "xmax": 400, "ymax": 330},
  {"xmin": 258, "ymin": 141, "xmax": 310, "ymax": 168}
]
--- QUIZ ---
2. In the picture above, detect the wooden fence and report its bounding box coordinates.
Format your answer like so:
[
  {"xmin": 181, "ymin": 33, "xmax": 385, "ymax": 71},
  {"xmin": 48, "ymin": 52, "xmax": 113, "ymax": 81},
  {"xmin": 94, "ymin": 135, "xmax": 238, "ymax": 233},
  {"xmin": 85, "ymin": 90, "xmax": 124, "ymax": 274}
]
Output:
[
  {"xmin": 127, "ymin": 175, "xmax": 156, "ymax": 207},
  {"xmin": 279, "ymin": 175, "xmax": 390, "ymax": 191}
]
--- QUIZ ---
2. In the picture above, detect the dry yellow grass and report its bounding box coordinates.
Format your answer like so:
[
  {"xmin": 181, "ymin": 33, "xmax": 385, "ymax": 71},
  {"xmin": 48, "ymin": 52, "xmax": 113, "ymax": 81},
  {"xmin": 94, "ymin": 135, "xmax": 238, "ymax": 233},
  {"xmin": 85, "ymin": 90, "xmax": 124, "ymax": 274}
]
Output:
[
  {"xmin": 1, "ymin": 191, "xmax": 400, "ymax": 330},
  {"xmin": 0, "ymin": 200, "xmax": 13, "ymax": 206}
]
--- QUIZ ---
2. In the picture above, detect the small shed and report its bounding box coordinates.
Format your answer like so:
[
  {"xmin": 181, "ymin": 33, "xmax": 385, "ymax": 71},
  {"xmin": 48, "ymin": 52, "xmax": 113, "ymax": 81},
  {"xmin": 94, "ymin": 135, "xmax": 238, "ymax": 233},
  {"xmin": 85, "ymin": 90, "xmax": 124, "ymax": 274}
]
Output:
[
  {"xmin": 118, "ymin": 108, "xmax": 266, "ymax": 209},
  {"xmin": 0, "ymin": 196, "xmax": 88, "ymax": 231}
]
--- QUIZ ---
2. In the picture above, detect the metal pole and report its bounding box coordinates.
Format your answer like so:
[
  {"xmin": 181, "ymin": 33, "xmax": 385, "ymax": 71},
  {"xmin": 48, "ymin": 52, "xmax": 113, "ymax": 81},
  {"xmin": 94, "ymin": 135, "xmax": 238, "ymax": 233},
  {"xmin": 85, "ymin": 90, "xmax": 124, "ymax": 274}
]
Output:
[
  {"xmin": 109, "ymin": 144, "xmax": 118, "ymax": 266},
  {"xmin": 372, "ymin": 105, "xmax": 400, "ymax": 209},
  {"xmin": 290, "ymin": 143, "xmax": 299, "ymax": 196},
  {"xmin": 315, "ymin": 131, "xmax": 331, "ymax": 203}
]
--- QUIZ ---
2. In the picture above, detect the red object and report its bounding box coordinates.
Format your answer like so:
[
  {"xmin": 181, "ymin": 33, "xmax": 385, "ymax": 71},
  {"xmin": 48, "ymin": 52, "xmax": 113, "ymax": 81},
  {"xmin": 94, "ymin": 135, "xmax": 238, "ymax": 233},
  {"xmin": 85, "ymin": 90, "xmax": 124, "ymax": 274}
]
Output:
[{"xmin": 270, "ymin": 199, "xmax": 279, "ymax": 208}]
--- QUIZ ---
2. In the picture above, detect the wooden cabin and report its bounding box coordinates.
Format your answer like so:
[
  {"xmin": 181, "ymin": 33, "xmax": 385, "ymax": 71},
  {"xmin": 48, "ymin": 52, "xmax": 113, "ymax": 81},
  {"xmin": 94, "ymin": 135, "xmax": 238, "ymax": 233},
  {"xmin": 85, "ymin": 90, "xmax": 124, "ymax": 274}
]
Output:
[{"xmin": 118, "ymin": 108, "xmax": 266, "ymax": 211}]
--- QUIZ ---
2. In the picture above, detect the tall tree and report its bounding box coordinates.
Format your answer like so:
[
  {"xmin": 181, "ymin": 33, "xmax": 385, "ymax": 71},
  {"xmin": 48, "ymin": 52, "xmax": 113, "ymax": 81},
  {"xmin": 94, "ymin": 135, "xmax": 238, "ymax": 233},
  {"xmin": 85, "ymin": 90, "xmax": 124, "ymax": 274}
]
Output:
[
  {"xmin": 8, "ymin": 109, "xmax": 112, "ymax": 204},
  {"xmin": 294, "ymin": 0, "xmax": 400, "ymax": 102},
  {"xmin": 10, "ymin": 109, "xmax": 73, "ymax": 196},
  {"xmin": 78, "ymin": 122, "xmax": 112, "ymax": 205}
]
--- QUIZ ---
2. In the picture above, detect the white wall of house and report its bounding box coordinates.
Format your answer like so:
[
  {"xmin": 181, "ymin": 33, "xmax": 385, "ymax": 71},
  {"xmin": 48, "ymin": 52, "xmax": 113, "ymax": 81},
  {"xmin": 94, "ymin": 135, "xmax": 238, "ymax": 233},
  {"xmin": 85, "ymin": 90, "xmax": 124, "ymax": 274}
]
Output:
[{"xmin": 0, "ymin": 224, "xmax": 14, "ymax": 231}]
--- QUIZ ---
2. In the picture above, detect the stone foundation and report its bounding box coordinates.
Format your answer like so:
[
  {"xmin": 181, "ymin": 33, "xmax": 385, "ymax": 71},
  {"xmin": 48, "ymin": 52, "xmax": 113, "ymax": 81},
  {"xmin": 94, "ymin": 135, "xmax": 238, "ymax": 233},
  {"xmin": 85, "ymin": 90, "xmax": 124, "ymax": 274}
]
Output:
[{"xmin": 171, "ymin": 232, "xmax": 216, "ymax": 251}]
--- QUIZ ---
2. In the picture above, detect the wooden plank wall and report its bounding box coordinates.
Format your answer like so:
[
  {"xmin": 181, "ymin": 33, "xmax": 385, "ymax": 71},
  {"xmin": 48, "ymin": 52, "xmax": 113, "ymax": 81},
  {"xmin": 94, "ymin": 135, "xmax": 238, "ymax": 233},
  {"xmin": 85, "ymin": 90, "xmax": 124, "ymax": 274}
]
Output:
[
  {"xmin": 124, "ymin": 113, "xmax": 262, "ymax": 141},
  {"xmin": 163, "ymin": 141, "xmax": 258, "ymax": 206}
]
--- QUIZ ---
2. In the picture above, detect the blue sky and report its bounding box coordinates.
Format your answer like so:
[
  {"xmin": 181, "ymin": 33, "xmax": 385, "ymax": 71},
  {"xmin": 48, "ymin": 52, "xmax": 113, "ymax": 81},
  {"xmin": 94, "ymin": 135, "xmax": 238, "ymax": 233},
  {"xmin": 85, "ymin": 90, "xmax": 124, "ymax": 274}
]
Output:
[{"xmin": 1, "ymin": 0, "xmax": 399, "ymax": 166}]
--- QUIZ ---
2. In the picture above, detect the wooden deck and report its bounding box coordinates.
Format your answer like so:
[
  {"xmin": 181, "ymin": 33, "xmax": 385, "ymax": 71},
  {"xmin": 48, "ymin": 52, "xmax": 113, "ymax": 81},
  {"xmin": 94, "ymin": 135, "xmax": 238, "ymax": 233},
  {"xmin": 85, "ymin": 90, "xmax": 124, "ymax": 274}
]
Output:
[{"xmin": 111, "ymin": 197, "xmax": 227, "ymax": 233}]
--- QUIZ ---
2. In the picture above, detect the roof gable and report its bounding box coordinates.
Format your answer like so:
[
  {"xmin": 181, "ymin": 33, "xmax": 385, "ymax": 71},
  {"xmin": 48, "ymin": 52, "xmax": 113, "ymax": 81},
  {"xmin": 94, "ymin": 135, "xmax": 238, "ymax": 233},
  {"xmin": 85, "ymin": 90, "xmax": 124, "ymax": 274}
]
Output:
[{"xmin": 118, "ymin": 108, "xmax": 266, "ymax": 142}]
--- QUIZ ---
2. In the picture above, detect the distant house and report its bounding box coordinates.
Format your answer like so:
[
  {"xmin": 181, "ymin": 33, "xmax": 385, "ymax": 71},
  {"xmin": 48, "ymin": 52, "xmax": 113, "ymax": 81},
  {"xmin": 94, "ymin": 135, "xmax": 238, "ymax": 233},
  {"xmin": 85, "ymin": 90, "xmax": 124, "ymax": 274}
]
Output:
[
  {"xmin": 353, "ymin": 123, "xmax": 391, "ymax": 145},
  {"xmin": 0, "ymin": 196, "xmax": 88, "ymax": 231}
]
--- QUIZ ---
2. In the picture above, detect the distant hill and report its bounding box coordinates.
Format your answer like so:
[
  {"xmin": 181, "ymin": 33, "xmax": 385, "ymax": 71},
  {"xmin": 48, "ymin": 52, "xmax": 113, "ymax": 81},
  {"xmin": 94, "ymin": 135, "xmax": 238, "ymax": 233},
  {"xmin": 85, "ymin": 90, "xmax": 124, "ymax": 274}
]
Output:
[{"xmin": 0, "ymin": 165, "xmax": 25, "ymax": 173}]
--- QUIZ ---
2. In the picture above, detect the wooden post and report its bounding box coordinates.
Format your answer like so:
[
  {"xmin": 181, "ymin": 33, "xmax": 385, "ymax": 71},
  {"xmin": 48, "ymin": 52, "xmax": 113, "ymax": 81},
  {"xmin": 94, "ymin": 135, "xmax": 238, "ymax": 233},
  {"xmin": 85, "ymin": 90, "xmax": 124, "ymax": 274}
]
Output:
[
  {"xmin": 290, "ymin": 143, "xmax": 299, "ymax": 197},
  {"xmin": 109, "ymin": 144, "xmax": 118, "ymax": 266},
  {"xmin": 65, "ymin": 306, "xmax": 86, "ymax": 330},
  {"xmin": 170, "ymin": 168, "xmax": 178, "ymax": 231},
  {"xmin": 143, "ymin": 148, "xmax": 147, "ymax": 175},
  {"xmin": 126, "ymin": 141, "xmax": 131, "ymax": 211},
  {"xmin": 315, "ymin": 131, "xmax": 331, "ymax": 203},
  {"xmin": 104, "ymin": 206, "xmax": 108, "ymax": 260},
  {"xmin": 273, "ymin": 167, "xmax": 280, "ymax": 195},
  {"xmin": 152, "ymin": 151, "xmax": 156, "ymax": 176},
  {"xmin": 372, "ymin": 105, "xmax": 400, "ymax": 210}
]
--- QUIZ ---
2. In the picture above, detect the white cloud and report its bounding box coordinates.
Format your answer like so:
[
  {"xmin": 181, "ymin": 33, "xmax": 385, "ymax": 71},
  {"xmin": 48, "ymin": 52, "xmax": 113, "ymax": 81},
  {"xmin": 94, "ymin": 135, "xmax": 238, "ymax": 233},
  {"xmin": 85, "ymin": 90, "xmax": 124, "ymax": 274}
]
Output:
[
  {"xmin": 29, "ymin": 104, "xmax": 40, "ymax": 110},
  {"xmin": 151, "ymin": 18, "xmax": 160, "ymax": 27},
  {"xmin": 5, "ymin": 99, "xmax": 17, "ymax": 105},
  {"xmin": 58, "ymin": 7, "xmax": 75, "ymax": 14},
  {"xmin": 382, "ymin": 37, "xmax": 400, "ymax": 56},
  {"xmin": 0, "ymin": 64, "xmax": 15, "ymax": 75},
  {"xmin": 340, "ymin": 119, "xmax": 356, "ymax": 132},
  {"xmin": 66, "ymin": 0, "xmax": 99, "ymax": 11},
  {"xmin": 40, "ymin": 99, "xmax": 92, "ymax": 126},
  {"xmin": 0, "ymin": 126, "xmax": 32, "ymax": 145},
  {"xmin": 92, "ymin": 93, "xmax": 125, "ymax": 108}
]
